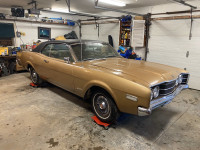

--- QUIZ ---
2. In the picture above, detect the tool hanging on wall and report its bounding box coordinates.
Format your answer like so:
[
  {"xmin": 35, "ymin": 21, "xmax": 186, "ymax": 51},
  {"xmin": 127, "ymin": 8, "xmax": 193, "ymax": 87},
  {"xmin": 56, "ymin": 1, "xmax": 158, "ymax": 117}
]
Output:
[
  {"xmin": 76, "ymin": 20, "xmax": 82, "ymax": 39},
  {"xmin": 189, "ymin": 8, "xmax": 193, "ymax": 40},
  {"xmin": 94, "ymin": 17, "xmax": 100, "ymax": 37}
]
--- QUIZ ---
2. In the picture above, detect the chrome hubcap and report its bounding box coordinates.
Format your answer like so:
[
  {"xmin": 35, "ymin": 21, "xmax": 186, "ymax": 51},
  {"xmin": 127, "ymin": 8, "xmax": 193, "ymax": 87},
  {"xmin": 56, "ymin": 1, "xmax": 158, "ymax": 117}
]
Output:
[
  {"xmin": 96, "ymin": 96, "xmax": 108, "ymax": 114},
  {"xmin": 31, "ymin": 71, "xmax": 37, "ymax": 83},
  {"xmin": 99, "ymin": 101, "xmax": 106, "ymax": 110}
]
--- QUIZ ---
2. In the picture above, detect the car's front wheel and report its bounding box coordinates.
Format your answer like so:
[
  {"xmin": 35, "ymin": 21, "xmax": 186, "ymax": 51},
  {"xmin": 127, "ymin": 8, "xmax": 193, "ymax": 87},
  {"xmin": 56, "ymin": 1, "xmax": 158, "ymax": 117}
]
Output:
[
  {"xmin": 30, "ymin": 68, "xmax": 43, "ymax": 85},
  {"xmin": 92, "ymin": 90, "xmax": 119, "ymax": 123}
]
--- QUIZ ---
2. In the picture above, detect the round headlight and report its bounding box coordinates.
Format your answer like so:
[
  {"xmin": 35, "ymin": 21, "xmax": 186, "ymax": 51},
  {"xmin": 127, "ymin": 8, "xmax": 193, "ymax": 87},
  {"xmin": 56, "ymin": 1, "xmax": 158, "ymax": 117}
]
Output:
[
  {"xmin": 178, "ymin": 74, "xmax": 183, "ymax": 84},
  {"xmin": 152, "ymin": 86, "xmax": 159, "ymax": 99}
]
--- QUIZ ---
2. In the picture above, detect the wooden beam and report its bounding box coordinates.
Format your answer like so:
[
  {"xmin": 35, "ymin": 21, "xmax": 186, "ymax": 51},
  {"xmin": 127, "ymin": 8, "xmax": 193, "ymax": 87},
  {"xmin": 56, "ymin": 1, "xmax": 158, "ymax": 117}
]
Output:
[
  {"xmin": 0, "ymin": 18, "xmax": 76, "ymax": 26},
  {"xmin": 152, "ymin": 15, "xmax": 200, "ymax": 21},
  {"xmin": 81, "ymin": 20, "xmax": 119, "ymax": 25}
]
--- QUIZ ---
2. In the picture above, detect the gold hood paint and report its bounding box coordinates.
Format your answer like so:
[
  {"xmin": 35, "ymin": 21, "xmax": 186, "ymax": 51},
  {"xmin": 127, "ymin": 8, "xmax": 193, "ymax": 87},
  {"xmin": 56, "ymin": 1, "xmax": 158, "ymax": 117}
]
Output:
[{"xmin": 87, "ymin": 57, "xmax": 187, "ymax": 87}]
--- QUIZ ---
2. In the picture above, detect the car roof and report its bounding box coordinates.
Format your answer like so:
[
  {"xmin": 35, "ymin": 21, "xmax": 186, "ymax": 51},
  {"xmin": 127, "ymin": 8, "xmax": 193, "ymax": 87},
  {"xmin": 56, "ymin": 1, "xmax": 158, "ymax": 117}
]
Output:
[{"xmin": 32, "ymin": 39, "xmax": 104, "ymax": 53}]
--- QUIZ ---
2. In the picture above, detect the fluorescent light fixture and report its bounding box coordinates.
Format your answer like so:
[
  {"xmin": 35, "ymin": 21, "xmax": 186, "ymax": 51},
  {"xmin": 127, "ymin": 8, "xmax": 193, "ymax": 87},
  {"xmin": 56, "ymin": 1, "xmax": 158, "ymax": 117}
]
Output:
[
  {"xmin": 51, "ymin": 8, "xmax": 69, "ymax": 13},
  {"xmin": 99, "ymin": 0, "xmax": 126, "ymax": 7}
]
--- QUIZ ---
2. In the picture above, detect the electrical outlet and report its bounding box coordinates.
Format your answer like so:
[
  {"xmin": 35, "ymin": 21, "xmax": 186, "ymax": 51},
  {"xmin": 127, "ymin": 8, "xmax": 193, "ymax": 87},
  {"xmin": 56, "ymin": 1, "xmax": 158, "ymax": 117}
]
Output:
[{"xmin": 16, "ymin": 31, "xmax": 21, "ymax": 37}]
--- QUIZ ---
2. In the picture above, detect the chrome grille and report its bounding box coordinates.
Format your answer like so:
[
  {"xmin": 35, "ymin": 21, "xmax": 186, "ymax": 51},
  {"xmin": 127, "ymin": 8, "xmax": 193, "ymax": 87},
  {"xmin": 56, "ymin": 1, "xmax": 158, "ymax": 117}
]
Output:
[
  {"xmin": 159, "ymin": 73, "xmax": 189, "ymax": 96},
  {"xmin": 159, "ymin": 80, "xmax": 177, "ymax": 96},
  {"xmin": 181, "ymin": 74, "xmax": 189, "ymax": 84}
]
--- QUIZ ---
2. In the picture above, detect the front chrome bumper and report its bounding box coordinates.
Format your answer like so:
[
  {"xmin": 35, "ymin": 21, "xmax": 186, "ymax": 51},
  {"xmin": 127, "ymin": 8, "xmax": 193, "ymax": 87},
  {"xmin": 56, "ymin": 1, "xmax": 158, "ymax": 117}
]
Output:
[{"xmin": 138, "ymin": 84, "xmax": 189, "ymax": 116}]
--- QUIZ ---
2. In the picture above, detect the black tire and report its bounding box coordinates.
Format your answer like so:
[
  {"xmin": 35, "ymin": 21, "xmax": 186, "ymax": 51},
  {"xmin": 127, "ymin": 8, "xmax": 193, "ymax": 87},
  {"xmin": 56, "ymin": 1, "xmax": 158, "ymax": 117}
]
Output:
[
  {"xmin": 9, "ymin": 62, "xmax": 16, "ymax": 74},
  {"xmin": 30, "ymin": 68, "xmax": 43, "ymax": 85},
  {"xmin": 92, "ymin": 90, "xmax": 119, "ymax": 123}
]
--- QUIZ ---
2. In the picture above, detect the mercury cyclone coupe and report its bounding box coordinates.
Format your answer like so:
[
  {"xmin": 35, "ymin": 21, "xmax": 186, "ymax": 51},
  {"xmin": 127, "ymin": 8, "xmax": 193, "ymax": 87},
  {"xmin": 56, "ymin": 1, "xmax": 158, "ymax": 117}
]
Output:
[{"xmin": 17, "ymin": 40, "xmax": 189, "ymax": 123}]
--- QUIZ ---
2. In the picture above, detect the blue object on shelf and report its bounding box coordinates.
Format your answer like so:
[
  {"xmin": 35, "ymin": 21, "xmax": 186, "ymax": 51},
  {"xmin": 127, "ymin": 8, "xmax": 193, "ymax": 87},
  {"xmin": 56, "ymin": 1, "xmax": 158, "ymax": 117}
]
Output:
[
  {"xmin": 136, "ymin": 57, "xmax": 142, "ymax": 60},
  {"xmin": 121, "ymin": 15, "xmax": 132, "ymax": 22},
  {"xmin": 67, "ymin": 20, "xmax": 75, "ymax": 26},
  {"xmin": 49, "ymin": 17, "xmax": 62, "ymax": 20},
  {"xmin": 119, "ymin": 46, "xmax": 126, "ymax": 52},
  {"xmin": 12, "ymin": 51, "xmax": 17, "ymax": 55}
]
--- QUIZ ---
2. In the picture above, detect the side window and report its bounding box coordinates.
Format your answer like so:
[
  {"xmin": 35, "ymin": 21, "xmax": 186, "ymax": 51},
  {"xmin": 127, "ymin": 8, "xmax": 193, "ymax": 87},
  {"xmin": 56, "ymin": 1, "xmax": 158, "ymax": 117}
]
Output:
[
  {"xmin": 41, "ymin": 44, "xmax": 53, "ymax": 56},
  {"xmin": 50, "ymin": 44, "xmax": 73, "ymax": 61}
]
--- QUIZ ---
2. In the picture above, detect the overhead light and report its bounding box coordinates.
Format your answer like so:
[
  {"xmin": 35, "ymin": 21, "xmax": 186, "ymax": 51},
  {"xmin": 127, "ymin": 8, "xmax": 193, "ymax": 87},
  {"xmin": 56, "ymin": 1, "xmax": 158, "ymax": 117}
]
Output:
[
  {"xmin": 99, "ymin": 0, "xmax": 126, "ymax": 7},
  {"xmin": 51, "ymin": 8, "xmax": 69, "ymax": 13}
]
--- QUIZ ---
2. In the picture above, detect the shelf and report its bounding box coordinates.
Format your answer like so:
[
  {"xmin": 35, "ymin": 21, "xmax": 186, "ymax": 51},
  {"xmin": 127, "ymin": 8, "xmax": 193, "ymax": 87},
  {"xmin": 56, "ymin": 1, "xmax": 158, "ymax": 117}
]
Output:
[
  {"xmin": 0, "ymin": 18, "xmax": 76, "ymax": 26},
  {"xmin": 121, "ymin": 21, "xmax": 131, "ymax": 23},
  {"xmin": 119, "ymin": 20, "xmax": 132, "ymax": 46},
  {"xmin": 121, "ymin": 38, "xmax": 130, "ymax": 40},
  {"xmin": 122, "ymin": 25, "xmax": 131, "ymax": 27}
]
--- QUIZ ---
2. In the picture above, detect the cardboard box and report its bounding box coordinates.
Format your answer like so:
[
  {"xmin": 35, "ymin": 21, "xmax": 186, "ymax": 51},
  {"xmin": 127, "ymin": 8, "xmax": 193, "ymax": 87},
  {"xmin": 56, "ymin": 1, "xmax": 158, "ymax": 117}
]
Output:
[{"xmin": 0, "ymin": 47, "xmax": 8, "ymax": 56}]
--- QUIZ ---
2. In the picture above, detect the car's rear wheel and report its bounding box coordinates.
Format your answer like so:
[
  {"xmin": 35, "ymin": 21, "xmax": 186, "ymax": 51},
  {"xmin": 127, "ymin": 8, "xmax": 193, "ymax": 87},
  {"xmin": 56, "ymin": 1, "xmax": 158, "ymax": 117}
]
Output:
[
  {"xmin": 30, "ymin": 68, "xmax": 43, "ymax": 85},
  {"xmin": 92, "ymin": 90, "xmax": 119, "ymax": 123}
]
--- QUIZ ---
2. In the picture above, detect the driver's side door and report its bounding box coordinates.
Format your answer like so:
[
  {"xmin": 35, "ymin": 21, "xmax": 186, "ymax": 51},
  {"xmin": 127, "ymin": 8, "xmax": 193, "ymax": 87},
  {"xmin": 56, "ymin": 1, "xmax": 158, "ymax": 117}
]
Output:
[{"xmin": 39, "ymin": 43, "xmax": 75, "ymax": 92}]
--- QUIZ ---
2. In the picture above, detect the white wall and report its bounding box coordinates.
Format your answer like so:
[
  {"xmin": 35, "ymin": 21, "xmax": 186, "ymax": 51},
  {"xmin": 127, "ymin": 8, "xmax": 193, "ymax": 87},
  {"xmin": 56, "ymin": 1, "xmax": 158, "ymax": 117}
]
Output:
[
  {"xmin": 130, "ymin": 2, "xmax": 200, "ymax": 90},
  {"xmin": 81, "ymin": 22, "xmax": 120, "ymax": 50},
  {"xmin": 92, "ymin": 1, "xmax": 200, "ymax": 59},
  {"xmin": 0, "ymin": 7, "xmax": 83, "ymax": 47}
]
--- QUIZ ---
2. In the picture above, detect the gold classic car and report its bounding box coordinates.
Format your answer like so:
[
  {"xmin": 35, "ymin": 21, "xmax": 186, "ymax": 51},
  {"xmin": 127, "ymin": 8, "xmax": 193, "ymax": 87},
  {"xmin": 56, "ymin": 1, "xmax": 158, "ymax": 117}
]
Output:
[{"xmin": 17, "ymin": 40, "xmax": 189, "ymax": 123}]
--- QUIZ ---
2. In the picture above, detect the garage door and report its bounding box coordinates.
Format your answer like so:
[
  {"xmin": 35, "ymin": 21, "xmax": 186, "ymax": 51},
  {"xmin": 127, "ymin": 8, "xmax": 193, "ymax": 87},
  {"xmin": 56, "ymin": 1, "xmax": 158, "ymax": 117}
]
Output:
[{"xmin": 147, "ymin": 19, "xmax": 200, "ymax": 90}]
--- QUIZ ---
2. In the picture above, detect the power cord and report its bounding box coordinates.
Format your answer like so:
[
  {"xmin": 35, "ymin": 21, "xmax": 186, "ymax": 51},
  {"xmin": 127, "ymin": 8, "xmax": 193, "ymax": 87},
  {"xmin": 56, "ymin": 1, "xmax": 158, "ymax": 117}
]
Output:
[{"xmin": 14, "ymin": 20, "xmax": 24, "ymax": 45}]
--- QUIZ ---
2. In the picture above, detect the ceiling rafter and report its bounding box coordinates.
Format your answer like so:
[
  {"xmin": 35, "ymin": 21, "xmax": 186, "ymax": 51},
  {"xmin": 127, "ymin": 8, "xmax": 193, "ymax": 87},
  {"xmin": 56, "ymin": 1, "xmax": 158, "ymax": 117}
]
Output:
[{"xmin": 173, "ymin": 0, "xmax": 197, "ymax": 9}]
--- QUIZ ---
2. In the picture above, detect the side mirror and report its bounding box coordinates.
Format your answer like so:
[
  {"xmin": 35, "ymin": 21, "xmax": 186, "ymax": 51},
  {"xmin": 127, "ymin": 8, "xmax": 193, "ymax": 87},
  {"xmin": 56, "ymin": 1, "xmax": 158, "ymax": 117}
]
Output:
[{"xmin": 64, "ymin": 57, "xmax": 70, "ymax": 64}]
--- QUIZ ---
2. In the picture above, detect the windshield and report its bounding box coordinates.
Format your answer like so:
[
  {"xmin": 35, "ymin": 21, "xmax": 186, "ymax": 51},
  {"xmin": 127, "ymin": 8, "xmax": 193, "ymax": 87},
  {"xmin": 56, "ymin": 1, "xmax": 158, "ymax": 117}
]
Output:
[{"xmin": 71, "ymin": 43, "xmax": 120, "ymax": 61}]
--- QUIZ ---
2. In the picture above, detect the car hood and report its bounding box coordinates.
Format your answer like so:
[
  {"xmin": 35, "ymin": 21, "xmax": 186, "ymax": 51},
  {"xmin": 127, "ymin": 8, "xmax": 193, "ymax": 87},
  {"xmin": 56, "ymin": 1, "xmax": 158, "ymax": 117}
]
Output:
[{"xmin": 89, "ymin": 58, "xmax": 184, "ymax": 87}]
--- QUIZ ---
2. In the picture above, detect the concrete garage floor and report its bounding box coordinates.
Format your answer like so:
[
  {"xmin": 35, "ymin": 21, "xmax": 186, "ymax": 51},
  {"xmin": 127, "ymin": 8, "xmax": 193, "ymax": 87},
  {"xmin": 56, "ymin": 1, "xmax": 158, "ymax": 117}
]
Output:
[{"xmin": 0, "ymin": 73, "xmax": 200, "ymax": 150}]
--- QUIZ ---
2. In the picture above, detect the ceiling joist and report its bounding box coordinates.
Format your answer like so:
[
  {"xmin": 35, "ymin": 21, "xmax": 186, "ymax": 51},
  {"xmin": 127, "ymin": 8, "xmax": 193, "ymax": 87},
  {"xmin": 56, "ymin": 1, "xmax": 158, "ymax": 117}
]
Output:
[
  {"xmin": 173, "ymin": 0, "xmax": 197, "ymax": 9},
  {"xmin": 94, "ymin": 0, "xmax": 144, "ymax": 16}
]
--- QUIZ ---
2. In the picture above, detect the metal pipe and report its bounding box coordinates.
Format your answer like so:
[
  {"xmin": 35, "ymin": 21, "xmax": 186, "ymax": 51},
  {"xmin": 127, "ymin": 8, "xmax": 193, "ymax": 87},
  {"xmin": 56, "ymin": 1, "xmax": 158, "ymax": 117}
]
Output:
[
  {"xmin": 95, "ymin": 6, "xmax": 144, "ymax": 16},
  {"xmin": 173, "ymin": 0, "xmax": 197, "ymax": 9},
  {"xmin": 70, "ymin": 10, "xmax": 119, "ymax": 18}
]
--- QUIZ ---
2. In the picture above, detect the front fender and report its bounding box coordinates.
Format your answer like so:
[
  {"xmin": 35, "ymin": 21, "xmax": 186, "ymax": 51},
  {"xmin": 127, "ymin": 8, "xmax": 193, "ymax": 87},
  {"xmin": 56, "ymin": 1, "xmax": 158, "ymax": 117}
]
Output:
[{"xmin": 82, "ymin": 80, "xmax": 117, "ymax": 103}]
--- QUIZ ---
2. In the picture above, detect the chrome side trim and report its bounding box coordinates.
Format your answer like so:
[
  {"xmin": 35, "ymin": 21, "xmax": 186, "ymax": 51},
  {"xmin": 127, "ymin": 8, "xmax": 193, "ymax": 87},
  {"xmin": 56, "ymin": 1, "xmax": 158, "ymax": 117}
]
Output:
[
  {"xmin": 138, "ymin": 84, "xmax": 189, "ymax": 116},
  {"xmin": 126, "ymin": 94, "xmax": 138, "ymax": 102}
]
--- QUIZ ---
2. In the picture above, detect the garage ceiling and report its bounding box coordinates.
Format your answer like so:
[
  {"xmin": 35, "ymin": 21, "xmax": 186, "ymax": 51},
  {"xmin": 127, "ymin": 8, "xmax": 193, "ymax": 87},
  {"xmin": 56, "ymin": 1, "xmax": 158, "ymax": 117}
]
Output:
[{"xmin": 0, "ymin": 0, "xmax": 198, "ymax": 13}]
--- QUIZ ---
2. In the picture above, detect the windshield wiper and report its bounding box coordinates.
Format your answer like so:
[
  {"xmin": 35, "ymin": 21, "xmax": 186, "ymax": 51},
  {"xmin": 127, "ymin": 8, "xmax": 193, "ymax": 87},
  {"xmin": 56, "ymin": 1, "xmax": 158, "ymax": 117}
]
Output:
[
  {"xmin": 105, "ymin": 55, "xmax": 117, "ymax": 58},
  {"xmin": 83, "ymin": 58, "xmax": 95, "ymax": 61}
]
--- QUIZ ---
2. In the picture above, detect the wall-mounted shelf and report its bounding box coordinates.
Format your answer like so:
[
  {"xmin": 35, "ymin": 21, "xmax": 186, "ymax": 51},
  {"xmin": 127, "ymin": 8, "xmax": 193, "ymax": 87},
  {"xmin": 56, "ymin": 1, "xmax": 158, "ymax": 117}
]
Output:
[
  {"xmin": 0, "ymin": 18, "xmax": 76, "ymax": 26},
  {"xmin": 119, "ymin": 20, "xmax": 132, "ymax": 47}
]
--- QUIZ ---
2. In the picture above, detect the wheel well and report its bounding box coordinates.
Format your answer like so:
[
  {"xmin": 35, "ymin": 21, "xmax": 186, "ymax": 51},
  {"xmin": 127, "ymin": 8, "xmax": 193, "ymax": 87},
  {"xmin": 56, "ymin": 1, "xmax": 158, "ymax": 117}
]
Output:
[
  {"xmin": 27, "ymin": 64, "xmax": 33, "ymax": 71},
  {"xmin": 84, "ymin": 86, "xmax": 115, "ymax": 103}
]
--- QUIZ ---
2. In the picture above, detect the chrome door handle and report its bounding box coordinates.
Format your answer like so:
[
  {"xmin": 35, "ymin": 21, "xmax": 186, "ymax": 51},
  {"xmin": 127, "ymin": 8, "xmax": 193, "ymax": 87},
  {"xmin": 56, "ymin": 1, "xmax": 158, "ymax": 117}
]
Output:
[{"xmin": 44, "ymin": 60, "xmax": 49, "ymax": 63}]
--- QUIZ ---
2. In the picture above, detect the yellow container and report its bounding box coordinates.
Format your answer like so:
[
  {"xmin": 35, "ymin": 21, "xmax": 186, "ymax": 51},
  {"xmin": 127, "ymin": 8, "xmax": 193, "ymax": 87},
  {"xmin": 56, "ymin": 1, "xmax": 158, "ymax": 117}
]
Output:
[{"xmin": 0, "ymin": 47, "xmax": 8, "ymax": 56}]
